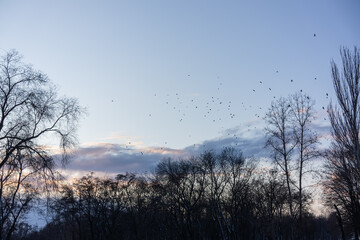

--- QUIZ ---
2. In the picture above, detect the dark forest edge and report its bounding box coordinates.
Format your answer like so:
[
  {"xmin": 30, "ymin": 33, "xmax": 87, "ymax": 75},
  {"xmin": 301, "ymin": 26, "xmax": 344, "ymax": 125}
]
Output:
[
  {"xmin": 23, "ymin": 149, "xmax": 338, "ymax": 240},
  {"xmin": 0, "ymin": 47, "xmax": 359, "ymax": 240}
]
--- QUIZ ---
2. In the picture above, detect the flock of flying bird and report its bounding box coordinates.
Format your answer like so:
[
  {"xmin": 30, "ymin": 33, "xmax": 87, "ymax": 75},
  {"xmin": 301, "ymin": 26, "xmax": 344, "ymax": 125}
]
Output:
[
  {"xmin": 145, "ymin": 72, "xmax": 330, "ymax": 149},
  {"xmin": 120, "ymin": 33, "xmax": 331, "ymax": 151}
]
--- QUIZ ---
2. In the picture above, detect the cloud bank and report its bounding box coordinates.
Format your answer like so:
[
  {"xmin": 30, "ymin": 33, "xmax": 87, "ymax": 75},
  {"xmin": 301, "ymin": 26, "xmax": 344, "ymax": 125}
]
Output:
[{"xmin": 61, "ymin": 121, "xmax": 331, "ymax": 178}]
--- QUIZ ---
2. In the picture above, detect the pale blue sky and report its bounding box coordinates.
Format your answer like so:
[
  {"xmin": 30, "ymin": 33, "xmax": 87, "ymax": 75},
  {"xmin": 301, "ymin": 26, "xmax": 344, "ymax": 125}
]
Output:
[{"xmin": 0, "ymin": 1, "xmax": 359, "ymax": 173}]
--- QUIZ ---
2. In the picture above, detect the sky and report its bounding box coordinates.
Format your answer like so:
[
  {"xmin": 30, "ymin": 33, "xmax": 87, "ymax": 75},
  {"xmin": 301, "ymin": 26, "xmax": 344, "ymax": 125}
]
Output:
[{"xmin": 0, "ymin": 1, "xmax": 360, "ymax": 176}]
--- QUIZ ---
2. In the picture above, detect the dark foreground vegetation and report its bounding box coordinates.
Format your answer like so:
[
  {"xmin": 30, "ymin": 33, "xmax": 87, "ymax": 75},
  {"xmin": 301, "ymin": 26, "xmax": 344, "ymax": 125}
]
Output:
[
  {"xmin": 0, "ymin": 48, "xmax": 359, "ymax": 239},
  {"xmin": 25, "ymin": 150, "xmax": 339, "ymax": 240}
]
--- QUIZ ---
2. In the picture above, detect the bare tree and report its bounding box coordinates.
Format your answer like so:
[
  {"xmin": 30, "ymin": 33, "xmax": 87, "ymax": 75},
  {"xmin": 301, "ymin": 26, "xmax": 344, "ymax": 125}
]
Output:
[
  {"xmin": 0, "ymin": 50, "xmax": 83, "ymax": 239},
  {"xmin": 265, "ymin": 97, "xmax": 297, "ymax": 221},
  {"xmin": 324, "ymin": 46, "xmax": 360, "ymax": 239},
  {"xmin": 220, "ymin": 147, "xmax": 256, "ymax": 239},
  {"xmin": 253, "ymin": 167, "xmax": 289, "ymax": 239},
  {"xmin": 289, "ymin": 92, "xmax": 318, "ymax": 224},
  {"xmin": 37, "ymin": 148, "xmax": 341, "ymax": 240},
  {"xmin": 155, "ymin": 157, "xmax": 207, "ymax": 239},
  {"xmin": 265, "ymin": 92, "xmax": 319, "ymax": 237}
]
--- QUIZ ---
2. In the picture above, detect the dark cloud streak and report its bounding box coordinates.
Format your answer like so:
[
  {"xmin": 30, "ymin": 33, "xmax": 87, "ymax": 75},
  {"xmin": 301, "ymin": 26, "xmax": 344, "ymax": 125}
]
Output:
[{"xmin": 62, "ymin": 121, "xmax": 331, "ymax": 174}]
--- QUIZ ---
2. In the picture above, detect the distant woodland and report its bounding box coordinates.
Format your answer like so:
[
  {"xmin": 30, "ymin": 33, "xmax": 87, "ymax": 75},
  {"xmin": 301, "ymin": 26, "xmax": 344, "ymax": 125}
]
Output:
[{"xmin": 0, "ymin": 47, "xmax": 359, "ymax": 240}]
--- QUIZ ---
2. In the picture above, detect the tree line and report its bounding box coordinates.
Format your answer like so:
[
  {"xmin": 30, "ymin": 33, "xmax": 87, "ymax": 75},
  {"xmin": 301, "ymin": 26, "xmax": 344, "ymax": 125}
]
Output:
[
  {"xmin": 26, "ymin": 149, "xmax": 336, "ymax": 240},
  {"xmin": 0, "ymin": 47, "xmax": 359, "ymax": 239}
]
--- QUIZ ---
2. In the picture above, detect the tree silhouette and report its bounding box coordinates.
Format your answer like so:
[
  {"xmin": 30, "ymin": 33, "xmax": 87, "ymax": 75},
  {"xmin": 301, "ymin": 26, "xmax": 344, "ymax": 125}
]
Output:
[
  {"xmin": 289, "ymin": 92, "xmax": 318, "ymax": 225},
  {"xmin": 0, "ymin": 50, "xmax": 83, "ymax": 239},
  {"xmin": 325, "ymin": 46, "xmax": 360, "ymax": 239},
  {"xmin": 265, "ymin": 97, "xmax": 297, "ymax": 222}
]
